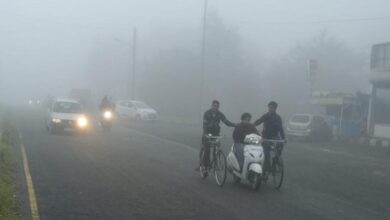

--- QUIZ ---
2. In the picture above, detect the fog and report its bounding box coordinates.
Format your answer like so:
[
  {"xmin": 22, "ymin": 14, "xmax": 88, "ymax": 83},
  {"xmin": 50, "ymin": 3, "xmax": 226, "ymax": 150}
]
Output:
[{"xmin": 1, "ymin": 0, "xmax": 390, "ymax": 122}]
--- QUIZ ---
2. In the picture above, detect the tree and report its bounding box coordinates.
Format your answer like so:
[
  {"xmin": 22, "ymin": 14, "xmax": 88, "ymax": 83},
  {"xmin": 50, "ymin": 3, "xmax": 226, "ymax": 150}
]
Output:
[
  {"xmin": 203, "ymin": 10, "xmax": 264, "ymax": 118},
  {"xmin": 263, "ymin": 31, "xmax": 368, "ymax": 116},
  {"xmin": 139, "ymin": 48, "xmax": 200, "ymax": 121},
  {"xmin": 138, "ymin": 10, "xmax": 265, "ymax": 122},
  {"xmin": 86, "ymin": 39, "xmax": 130, "ymax": 99}
]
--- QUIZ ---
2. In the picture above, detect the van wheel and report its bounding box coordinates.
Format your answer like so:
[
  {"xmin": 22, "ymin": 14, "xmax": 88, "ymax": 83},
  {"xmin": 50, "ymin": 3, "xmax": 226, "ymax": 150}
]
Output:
[
  {"xmin": 287, "ymin": 135, "xmax": 294, "ymax": 142},
  {"xmin": 48, "ymin": 126, "xmax": 55, "ymax": 134}
]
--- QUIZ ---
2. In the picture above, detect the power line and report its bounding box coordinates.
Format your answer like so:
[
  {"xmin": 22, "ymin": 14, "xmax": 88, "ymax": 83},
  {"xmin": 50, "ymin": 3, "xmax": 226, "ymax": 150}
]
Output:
[{"xmin": 245, "ymin": 16, "xmax": 390, "ymax": 25}]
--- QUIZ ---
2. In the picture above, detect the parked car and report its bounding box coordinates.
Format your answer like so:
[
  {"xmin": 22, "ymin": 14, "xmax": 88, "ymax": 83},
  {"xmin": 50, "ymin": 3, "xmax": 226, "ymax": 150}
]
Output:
[
  {"xmin": 116, "ymin": 100, "xmax": 158, "ymax": 121},
  {"xmin": 286, "ymin": 114, "xmax": 332, "ymax": 141},
  {"xmin": 45, "ymin": 99, "xmax": 89, "ymax": 134}
]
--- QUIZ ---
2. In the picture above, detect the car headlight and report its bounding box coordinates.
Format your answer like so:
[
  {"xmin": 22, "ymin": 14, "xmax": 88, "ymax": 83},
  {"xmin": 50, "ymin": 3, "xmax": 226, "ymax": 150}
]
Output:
[
  {"xmin": 52, "ymin": 118, "xmax": 61, "ymax": 123},
  {"xmin": 77, "ymin": 117, "xmax": 88, "ymax": 127},
  {"xmin": 103, "ymin": 111, "xmax": 113, "ymax": 119}
]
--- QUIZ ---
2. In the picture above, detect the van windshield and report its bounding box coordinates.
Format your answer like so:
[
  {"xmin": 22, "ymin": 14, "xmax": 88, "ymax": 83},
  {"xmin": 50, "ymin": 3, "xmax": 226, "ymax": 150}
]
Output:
[{"xmin": 53, "ymin": 102, "xmax": 81, "ymax": 113}]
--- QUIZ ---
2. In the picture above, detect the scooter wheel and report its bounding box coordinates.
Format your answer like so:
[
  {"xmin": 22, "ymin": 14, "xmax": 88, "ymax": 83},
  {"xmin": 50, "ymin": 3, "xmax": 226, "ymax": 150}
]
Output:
[{"xmin": 251, "ymin": 173, "xmax": 262, "ymax": 191}]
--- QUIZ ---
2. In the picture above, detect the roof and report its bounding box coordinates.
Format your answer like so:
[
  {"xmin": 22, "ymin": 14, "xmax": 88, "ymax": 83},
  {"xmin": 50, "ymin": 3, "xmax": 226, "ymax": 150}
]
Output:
[
  {"xmin": 292, "ymin": 113, "xmax": 314, "ymax": 117},
  {"xmin": 54, "ymin": 98, "xmax": 80, "ymax": 104},
  {"xmin": 116, "ymin": 100, "xmax": 145, "ymax": 103}
]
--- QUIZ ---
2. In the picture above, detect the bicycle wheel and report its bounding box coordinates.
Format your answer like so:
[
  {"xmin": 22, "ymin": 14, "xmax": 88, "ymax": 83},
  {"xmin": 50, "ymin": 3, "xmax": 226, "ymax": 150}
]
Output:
[
  {"xmin": 199, "ymin": 147, "xmax": 208, "ymax": 179},
  {"xmin": 272, "ymin": 156, "xmax": 284, "ymax": 190},
  {"xmin": 213, "ymin": 150, "xmax": 227, "ymax": 187}
]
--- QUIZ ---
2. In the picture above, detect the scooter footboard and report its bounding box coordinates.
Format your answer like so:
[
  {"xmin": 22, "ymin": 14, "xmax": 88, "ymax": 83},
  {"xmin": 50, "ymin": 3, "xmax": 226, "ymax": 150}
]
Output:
[{"xmin": 227, "ymin": 152, "xmax": 239, "ymax": 171}]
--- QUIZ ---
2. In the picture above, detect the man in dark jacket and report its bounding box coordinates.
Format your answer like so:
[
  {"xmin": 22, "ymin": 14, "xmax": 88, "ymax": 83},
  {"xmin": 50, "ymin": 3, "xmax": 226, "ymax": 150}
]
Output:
[
  {"xmin": 233, "ymin": 113, "xmax": 259, "ymax": 171},
  {"xmin": 201, "ymin": 100, "xmax": 235, "ymax": 167},
  {"xmin": 254, "ymin": 101, "xmax": 285, "ymax": 174}
]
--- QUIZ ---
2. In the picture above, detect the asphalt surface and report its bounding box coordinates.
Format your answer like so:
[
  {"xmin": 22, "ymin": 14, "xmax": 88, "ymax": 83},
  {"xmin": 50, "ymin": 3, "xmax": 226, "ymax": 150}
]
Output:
[{"xmin": 10, "ymin": 107, "xmax": 390, "ymax": 220}]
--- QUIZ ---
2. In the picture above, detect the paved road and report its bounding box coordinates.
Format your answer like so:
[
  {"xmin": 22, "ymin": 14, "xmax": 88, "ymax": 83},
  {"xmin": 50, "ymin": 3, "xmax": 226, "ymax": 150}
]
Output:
[{"xmin": 11, "ymin": 108, "xmax": 390, "ymax": 220}]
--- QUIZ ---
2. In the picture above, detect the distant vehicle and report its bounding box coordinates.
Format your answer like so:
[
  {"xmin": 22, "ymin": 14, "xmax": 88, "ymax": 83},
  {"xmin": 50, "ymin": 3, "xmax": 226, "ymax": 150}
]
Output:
[
  {"xmin": 42, "ymin": 96, "xmax": 55, "ymax": 110},
  {"xmin": 116, "ymin": 100, "xmax": 158, "ymax": 121},
  {"xmin": 286, "ymin": 114, "xmax": 332, "ymax": 141},
  {"xmin": 45, "ymin": 99, "xmax": 89, "ymax": 134},
  {"xmin": 28, "ymin": 99, "xmax": 41, "ymax": 106}
]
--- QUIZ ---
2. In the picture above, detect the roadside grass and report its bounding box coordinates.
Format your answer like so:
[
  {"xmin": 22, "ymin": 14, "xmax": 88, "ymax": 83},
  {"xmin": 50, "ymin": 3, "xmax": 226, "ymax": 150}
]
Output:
[{"xmin": 0, "ymin": 117, "xmax": 19, "ymax": 220}]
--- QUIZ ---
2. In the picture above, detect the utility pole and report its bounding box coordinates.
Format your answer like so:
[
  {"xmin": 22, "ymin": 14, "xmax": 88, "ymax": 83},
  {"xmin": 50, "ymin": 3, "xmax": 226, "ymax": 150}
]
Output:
[
  {"xmin": 200, "ymin": 0, "xmax": 208, "ymax": 121},
  {"xmin": 308, "ymin": 59, "xmax": 318, "ymax": 97},
  {"xmin": 131, "ymin": 27, "xmax": 137, "ymax": 100}
]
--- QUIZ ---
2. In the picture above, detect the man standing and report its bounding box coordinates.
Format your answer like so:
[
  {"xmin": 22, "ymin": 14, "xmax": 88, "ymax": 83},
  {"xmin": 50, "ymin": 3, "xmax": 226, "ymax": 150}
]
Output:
[
  {"xmin": 254, "ymin": 101, "xmax": 285, "ymax": 174},
  {"xmin": 201, "ymin": 100, "xmax": 235, "ymax": 168}
]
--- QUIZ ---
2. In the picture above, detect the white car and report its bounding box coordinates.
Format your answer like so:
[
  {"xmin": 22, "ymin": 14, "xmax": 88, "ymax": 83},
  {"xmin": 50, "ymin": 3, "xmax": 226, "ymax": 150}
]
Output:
[
  {"xmin": 45, "ymin": 99, "xmax": 89, "ymax": 134},
  {"xmin": 286, "ymin": 114, "xmax": 332, "ymax": 141},
  {"xmin": 116, "ymin": 100, "xmax": 158, "ymax": 121}
]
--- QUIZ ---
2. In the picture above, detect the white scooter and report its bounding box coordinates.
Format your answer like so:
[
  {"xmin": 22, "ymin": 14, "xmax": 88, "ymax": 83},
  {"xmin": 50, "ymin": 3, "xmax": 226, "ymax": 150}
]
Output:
[{"xmin": 227, "ymin": 134, "xmax": 264, "ymax": 191}]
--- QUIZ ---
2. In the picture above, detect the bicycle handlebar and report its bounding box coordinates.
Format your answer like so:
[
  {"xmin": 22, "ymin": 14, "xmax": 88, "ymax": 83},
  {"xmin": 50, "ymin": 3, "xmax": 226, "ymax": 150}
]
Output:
[
  {"xmin": 261, "ymin": 139, "xmax": 286, "ymax": 144},
  {"xmin": 204, "ymin": 135, "xmax": 224, "ymax": 139}
]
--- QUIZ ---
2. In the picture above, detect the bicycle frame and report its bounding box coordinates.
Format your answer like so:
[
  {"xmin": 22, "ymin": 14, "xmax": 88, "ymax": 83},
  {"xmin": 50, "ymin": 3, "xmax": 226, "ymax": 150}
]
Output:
[
  {"xmin": 199, "ymin": 135, "xmax": 227, "ymax": 187},
  {"xmin": 205, "ymin": 136, "xmax": 223, "ymax": 167}
]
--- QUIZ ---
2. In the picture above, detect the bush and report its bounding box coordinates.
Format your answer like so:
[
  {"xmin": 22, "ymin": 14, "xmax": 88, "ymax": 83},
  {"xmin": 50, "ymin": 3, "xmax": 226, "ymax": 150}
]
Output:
[{"xmin": 0, "ymin": 120, "xmax": 19, "ymax": 219}]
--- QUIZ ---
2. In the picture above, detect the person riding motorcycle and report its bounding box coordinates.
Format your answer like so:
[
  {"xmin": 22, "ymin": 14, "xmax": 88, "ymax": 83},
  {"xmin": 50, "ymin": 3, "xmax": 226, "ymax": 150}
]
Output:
[
  {"xmin": 99, "ymin": 96, "xmax": 114, "ymax": 112},
  {"xmin": 232, "ymin": 113, "xmax": 259, "ymax": 171},
  {"xmin": 254, "ymin": 101, "xmax": 285, "ymax": 175},
  {"xmin": 202, "ymin": 100, "xmax": 235, "ymax": 168}
]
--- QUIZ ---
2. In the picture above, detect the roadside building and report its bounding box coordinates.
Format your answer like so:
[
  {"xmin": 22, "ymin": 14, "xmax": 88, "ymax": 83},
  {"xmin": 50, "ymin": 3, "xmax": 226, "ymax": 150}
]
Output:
[{"xmin": 367, "ymin": 42, "xmax": 390, "ymax": 142}]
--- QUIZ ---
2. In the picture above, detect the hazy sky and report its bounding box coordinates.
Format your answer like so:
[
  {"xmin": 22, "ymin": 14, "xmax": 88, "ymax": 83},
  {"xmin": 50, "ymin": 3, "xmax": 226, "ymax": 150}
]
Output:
[{"xmin": 0, "ymin": 0, "xmax": 390, "ymax": 102}]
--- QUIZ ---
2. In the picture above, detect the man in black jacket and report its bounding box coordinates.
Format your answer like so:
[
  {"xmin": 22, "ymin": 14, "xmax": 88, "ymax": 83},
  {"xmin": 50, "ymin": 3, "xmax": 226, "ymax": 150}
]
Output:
[
  {"xmin": 201, "ymin": 100, "xmax": 235, "ymax": 167},
  {"xmin": 254, "ymin": 101, "xmax": 285, "ymax": 174}
]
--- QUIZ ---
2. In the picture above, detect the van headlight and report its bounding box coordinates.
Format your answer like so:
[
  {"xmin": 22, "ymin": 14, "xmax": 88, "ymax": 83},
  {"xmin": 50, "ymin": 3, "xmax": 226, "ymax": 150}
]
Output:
[
  {"xmin": 52, "ymin": 118, "xmax": 61, "ymax": 123},
  {"xmin": 77, "ymin": 117, "xmax": 88, "ymax": 127}
]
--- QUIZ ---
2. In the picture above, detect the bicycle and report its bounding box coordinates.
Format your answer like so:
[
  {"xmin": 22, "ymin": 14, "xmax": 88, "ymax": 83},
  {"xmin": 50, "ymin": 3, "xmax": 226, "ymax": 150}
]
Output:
[
  {"xmin": 199, "ymin": 134, "xmax": 227, "ymax": 187},
  {"xmin": 262, "ymin": 139, "xmax": 285, "ymax": 190}
]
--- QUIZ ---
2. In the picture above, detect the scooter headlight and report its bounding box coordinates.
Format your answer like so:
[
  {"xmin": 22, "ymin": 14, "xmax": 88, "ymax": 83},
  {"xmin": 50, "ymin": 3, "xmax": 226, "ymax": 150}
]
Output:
[{"xmin": 103, "ymin": 111, "xmax": 113, "ymax": 119}]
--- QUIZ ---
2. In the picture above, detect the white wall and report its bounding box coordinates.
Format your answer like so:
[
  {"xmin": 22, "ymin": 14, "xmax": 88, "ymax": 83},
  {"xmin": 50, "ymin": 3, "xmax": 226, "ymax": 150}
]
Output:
[{"xmin": 374, "ymin": 124, "xmax": 390, "ymax": 139}]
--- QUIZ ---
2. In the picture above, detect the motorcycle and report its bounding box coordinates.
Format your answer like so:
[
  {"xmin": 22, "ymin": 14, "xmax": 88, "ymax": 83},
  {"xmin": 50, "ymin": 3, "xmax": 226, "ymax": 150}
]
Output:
[
  {"xmin": 100, "ymin": 110, "xmax": 114, "ymax": 132},
  {"xmin": 227, "ymin": 134, "xmax": 264, "ymax": 191}
]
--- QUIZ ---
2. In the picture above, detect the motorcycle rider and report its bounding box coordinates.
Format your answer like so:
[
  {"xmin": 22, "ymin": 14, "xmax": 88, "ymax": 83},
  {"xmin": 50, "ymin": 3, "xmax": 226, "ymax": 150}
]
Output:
[
  {"xmin": 254, "ymin": 101, "xmax": 285, "ymax": 175},
  {"xmin": 202, "ymin": 100, "xmax": 236, "ymax": 168},
  {"xmin": 99, "ymin": 96, "xmax": 114, "ymax": 111},
  {"xmin": 232, "ymin": 113, "xmax": 259, "ymax": 171}
]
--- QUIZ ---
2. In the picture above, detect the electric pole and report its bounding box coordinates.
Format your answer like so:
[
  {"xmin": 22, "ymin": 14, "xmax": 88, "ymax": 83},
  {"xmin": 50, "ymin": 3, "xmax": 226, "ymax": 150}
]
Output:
[
  {"xmin": 200, "ymin": 0, "xmax": 208, "ymax": 121},
  {"xmin": 131, "ymin": 27, "xmax": 137, "ymax": 100}
]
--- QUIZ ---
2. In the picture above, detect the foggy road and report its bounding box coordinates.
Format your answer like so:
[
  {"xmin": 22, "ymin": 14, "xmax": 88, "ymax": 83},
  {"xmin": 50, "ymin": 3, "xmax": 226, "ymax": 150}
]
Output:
[{"xmin": 13, "ymin": 108, "xmax": 390, "ymax": 220}]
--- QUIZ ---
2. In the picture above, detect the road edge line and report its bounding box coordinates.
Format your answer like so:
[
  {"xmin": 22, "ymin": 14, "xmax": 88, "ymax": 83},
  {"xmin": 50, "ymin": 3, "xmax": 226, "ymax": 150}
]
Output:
[{"xmin": 20, "ymin": 135, "xmax": 40, "ymax": 220}]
